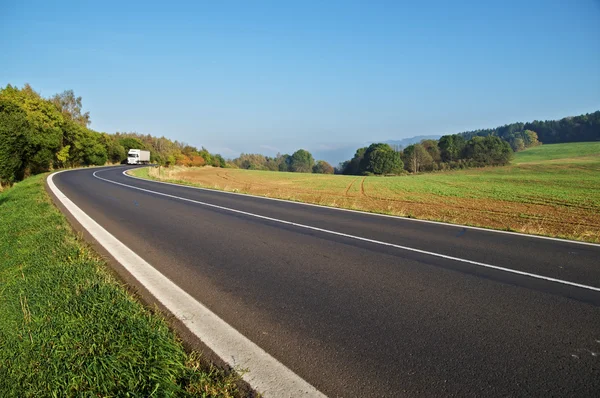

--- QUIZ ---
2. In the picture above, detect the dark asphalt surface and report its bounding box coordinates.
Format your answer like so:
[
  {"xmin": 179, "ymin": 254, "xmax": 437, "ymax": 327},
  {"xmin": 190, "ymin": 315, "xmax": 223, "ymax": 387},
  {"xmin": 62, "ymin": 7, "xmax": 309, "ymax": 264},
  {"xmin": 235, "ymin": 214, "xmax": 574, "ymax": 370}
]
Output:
[{"xmin": 53, "ymin": 166, "xmax": 600, "ymax": 397}]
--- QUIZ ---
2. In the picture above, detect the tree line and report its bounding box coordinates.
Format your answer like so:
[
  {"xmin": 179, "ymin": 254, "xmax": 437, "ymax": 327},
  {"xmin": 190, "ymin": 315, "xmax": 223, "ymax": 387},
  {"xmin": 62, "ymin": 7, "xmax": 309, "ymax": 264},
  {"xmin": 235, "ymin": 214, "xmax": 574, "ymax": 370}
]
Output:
[
  {"xmin": 3, "ymin": 82, "xmax": 596, "ymax": 184},
  {"xmin": 109, "ymin": 132, "xmax": 226, "ymax": 169},
  {"xmin": 229, "ymin": 150, "xmax": 334, "ymax": 174},
  {"xmin": 458, "ymin": 111, "xmax": 600, "ymax": 144},
  {"xmin": 339, "ymin": 134, "xmax": 517, "ymax": 175},
  {"xmin": 0, "ymin": 84, "xmax": 224, "ymax": 186},
  {"xmin": 232, "ymin": 110, "xmax": 598, "ymax": 177}
]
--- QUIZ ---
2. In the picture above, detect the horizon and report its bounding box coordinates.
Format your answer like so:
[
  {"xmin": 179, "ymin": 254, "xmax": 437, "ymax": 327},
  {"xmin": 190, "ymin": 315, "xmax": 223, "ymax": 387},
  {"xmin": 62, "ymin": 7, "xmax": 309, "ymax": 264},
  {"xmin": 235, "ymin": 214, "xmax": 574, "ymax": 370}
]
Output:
[{"xmin": 2, "ymin": 0, "xmax": 599, "ymax": 164}]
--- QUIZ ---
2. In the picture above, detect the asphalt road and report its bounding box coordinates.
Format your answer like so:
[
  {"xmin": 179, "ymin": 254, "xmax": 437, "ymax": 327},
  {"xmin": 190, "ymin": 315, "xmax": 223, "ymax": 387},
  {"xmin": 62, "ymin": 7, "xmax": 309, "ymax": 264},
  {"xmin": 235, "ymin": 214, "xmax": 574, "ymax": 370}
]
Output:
[{"xmin": 52, "ymin": 166, "xmax": 600, "ymax": 397}]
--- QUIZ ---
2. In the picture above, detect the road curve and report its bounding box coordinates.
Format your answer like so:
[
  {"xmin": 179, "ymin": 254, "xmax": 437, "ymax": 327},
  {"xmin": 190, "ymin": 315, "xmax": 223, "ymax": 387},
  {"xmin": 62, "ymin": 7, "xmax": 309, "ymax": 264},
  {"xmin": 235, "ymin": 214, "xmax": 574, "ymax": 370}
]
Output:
[{"xmin": 51, "ymin": 166, "xmax": 600, "ymax": 397}]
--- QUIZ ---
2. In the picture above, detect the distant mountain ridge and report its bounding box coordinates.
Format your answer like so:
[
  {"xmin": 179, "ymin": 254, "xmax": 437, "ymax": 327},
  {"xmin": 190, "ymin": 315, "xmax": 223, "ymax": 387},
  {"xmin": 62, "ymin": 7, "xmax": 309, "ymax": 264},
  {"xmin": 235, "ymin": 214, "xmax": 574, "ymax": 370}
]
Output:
[
  {"xmin": 383, "ymin": 135, "xmax": 442, "ymax": 149},
  {"xmin": 310, "ymin": 135, "xmax": 441, "ymax": 165},
  {"xmin": 241, "ymin": 111, "xmax": 599, "ymax": 167}
]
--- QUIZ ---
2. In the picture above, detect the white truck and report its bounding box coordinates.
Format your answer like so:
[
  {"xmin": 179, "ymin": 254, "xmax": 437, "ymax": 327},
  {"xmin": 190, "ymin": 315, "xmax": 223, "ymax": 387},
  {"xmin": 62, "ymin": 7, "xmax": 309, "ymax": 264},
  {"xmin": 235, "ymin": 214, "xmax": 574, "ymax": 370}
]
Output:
[{"xmin": 127, "ymin": 149, "xmax": 151, "ymax": 165}]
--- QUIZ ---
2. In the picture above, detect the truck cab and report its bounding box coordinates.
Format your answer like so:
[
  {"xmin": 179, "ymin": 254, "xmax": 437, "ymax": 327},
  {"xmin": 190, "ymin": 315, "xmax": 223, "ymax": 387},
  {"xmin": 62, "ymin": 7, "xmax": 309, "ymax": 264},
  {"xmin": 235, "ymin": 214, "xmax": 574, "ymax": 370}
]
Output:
[{"xmin": 127, "ymin": 149, "xmax": 150, "ymax": 165}]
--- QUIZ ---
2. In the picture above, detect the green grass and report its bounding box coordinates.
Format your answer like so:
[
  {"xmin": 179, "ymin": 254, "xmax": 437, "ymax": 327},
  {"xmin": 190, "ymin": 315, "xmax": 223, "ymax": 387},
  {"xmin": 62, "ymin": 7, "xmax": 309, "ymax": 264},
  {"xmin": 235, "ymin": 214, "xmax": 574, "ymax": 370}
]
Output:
[
  {"xmin": 368, "ymin": 158, "xmax": 600, "ymax": 206},
  {"xmin": 513, "ymin": 141, "xmax": 600, "ymax": 163},
  {"xmin": 0, "ymin": 174, "xmax": 241, "ymax": 397}
]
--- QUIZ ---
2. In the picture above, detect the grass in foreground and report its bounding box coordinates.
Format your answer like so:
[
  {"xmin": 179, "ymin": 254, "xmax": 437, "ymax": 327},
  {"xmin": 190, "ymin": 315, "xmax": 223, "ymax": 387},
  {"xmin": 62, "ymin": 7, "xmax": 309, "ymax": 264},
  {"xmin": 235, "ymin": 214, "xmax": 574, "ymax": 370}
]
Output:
[
  {"xmin": 0, "ymin": 174, "xmax": 241, "ymax": 397},
  {"xmin": 132, "ymin": 142, "xmax": 600, "ymax": 243}
]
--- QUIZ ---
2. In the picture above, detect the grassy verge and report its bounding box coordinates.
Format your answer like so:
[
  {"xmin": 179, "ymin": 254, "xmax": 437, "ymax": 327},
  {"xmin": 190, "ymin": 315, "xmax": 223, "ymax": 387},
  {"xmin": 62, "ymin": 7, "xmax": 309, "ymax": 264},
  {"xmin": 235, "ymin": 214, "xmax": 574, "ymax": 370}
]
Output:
[
  {"xmin": 0, "ymin": 173, "xmax": 241, "ymax": 397},
  {"xmin": 130, "ymin": 143, "xmax": 600, "ymax": 243}
]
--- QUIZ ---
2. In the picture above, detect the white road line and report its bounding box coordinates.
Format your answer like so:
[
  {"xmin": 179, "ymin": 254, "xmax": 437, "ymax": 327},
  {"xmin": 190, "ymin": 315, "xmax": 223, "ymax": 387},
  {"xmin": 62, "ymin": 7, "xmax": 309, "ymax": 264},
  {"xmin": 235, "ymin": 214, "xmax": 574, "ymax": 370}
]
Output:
[
  {"xmin": 48, "ymin": 170, "xmax": 327, "ymax": 398},
  {"xmin": 122, "ymin": 168, "xmax": 600, "ymax": 248},
  {"xmin": 94, "ymin": 169, "xmax": 600, "ymax": 293}
]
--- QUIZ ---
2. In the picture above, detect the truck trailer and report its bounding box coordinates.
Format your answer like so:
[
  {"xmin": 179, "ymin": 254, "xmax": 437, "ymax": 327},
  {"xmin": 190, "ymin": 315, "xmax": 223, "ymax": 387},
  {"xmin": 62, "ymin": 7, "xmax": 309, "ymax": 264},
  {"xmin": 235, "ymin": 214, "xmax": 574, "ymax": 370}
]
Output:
[{"xmin": 127, "ymin": 149, "xmax": 151, "ymax": 165}]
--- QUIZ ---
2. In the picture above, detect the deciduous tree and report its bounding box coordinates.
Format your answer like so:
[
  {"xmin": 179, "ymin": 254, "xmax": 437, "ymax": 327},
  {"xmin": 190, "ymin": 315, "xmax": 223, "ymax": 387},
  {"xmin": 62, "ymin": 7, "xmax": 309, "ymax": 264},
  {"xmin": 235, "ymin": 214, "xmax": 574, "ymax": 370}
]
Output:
[
  {"xmin": 50, "ymin": 89, "xmax": 91, "ymax": 127},
  {"xmin": 361, "ymin": 143, "xmax": 403, "ymax": 175},
  {"xmin": 289, "ymin": 149, "xmax": 315, "ymax": 173},
  {"xmin": 403, "ymin": 144, "xmax": 432, "ymax": 173},
  {"xmin": 312, "ymin": 160, "xmax": 334, "ymax": 174}
]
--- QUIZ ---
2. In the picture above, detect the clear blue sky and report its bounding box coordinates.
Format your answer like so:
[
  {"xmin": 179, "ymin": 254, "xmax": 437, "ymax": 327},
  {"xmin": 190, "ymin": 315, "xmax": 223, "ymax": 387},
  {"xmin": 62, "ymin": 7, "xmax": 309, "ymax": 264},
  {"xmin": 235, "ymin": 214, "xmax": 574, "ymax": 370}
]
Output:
[{"xmin": 2, "ymin": 0, "xmax": 599, "ymax": 163}]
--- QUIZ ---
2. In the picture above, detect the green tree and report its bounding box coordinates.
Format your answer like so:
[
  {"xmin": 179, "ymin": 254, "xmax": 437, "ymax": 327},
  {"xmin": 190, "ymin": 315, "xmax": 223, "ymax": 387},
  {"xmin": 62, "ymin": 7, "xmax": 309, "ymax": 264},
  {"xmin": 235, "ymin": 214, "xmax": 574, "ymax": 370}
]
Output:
[
  {"xmin": 0, "ymin": 98, "xmax": 30, "ymax": 184},
  {"xmin": 361, "ymin": 143, "xmax": 403, "ymax": 175},
  {"xmin": 63, "ymin": 119, "xmax": 107, "ymax": 166},
  {"xmin": 289, "ymin": 149, "xmax": 315, "ymax": 173},
  {"xmin": 50, "ymin": 89, "xmax": 90, "ymax": 127},
  {"xmin": 438, "ymin": 134, "xmax": 466, "ymax": 162},
  {"xmin": 421, "ymin": 139, "xmax": 441, "ymax": 163},
  {"xmin": 56, "ymin": 145, "xmax": 70, "ymax": 168},
  {"xmin": 456, "ymin": 111, "xmax": 600, "ymax": 144},
  {"xmin": 336, "ymin": 160, "xmax": 349, "ymax": 174},
  {"xmin": 83, "ymin": 133, "xmax": 108, "ymax": 165},
  {"xmin": 63, "ymin": 120, "xmax": 89, "ymax": 166},
  {"xmin": 342, "ymin": 147, "xmax": 367, "ymax": 175},
  {"xmin": 403, "ymin": 144, "xmax": 433, "ymax": 173},
  {"xmin": 234, "ymin": 153, "xmax": 268, "ymax": 170},
  {"xmin": 118, "ymin": 137, "xmax": 145, "ymax": 153},
  {"xmin": 107, "ymin": 141, "xmax": 126, "ymax": 163},
  {"xmin": 278, "ymin": 154, "xmax": 291, "ymax": 171},
  {"xmin": 1, "ymin": 84, "xmax": 63, "ymax": 174},
  {"xmin": 522, "ymin": 130, "xmax": 540, "ymax": 147},
  {"xmin": 511, "ymin": 137, "xmax": 525, "ymax": 152},
  {"xmin": 464, "ymin": 136, "xmax": 513, "ymax": 166},
  {"xmin": 198, "ymin": 147, "xmax": 212, "ymax": 165},
  {"xmin": 211, "ymin": 154, "xmax": 226, "ymax": 168},
  {"xmin": 312, "ymin": 160, "xmax": 334, "ymax": 174}
]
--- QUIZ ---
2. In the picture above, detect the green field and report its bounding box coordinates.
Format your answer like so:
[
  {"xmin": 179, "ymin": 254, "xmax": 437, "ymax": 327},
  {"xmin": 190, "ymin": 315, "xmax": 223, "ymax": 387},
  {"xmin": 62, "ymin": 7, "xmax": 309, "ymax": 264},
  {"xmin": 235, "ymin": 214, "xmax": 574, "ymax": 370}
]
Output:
[
  {"xmin": 133, "ymin": 142, "xmax": 600, "ymax": 242},
  {"xmin": 0, "ymin": 174, "xmax": 240, "ymax": 396},
  {"xmin": 513, "ymin": 141, "xmax": 600, "ymax": 163}
]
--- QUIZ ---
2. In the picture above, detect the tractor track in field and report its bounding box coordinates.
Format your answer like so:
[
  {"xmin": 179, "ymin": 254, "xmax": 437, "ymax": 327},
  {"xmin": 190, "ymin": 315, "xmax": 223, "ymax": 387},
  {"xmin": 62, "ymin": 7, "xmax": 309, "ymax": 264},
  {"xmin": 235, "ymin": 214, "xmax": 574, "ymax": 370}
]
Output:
[
  {"xmin": 360, "ymin": 176, "xmax": 368, "ymax": 197},
  {"xmin": 146, "ymin": 171, "xmax": 600, "ymax": 238},
  {"xmin": 344, "ymin": 177, "xmax": 359, "ymax": 196}
]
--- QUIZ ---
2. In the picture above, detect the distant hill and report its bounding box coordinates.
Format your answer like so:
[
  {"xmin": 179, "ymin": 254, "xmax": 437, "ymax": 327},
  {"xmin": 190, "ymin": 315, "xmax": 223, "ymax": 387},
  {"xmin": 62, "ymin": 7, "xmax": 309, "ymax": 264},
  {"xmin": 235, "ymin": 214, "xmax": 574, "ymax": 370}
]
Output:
[
  {"xmin": 384, "ymin": 135, "xmax": 442, "ymax": 150},
  {"xmin": 311, "ymin": 135, "xmax": 442, "ymax": 165},
  {"xmin": 311, "ymin": 146, "xmax": 359, "ymax": 167}
]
